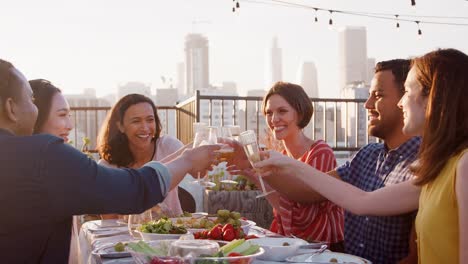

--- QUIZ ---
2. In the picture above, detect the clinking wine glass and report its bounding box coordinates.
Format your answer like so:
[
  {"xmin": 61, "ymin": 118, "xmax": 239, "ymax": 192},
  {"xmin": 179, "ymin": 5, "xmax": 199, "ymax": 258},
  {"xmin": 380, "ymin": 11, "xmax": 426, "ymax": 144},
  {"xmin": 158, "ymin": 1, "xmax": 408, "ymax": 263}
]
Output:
[
  {"xmin": 217, "ymin": 127, "xmax": 237, "ymax": 186},
  {"xmin": 192, "ymin": 125, "xmax": 216, "ymax": 188},
  {"xmin": 239, "ymin": 130, "xmax": 275, "ymax": 198}
]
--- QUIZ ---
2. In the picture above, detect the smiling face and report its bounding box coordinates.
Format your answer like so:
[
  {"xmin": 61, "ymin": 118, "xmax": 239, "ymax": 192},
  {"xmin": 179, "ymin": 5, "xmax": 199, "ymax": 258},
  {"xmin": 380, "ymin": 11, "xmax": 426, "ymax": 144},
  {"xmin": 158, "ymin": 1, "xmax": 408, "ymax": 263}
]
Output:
[
  {"xmin": 398, "ymin": 67, "xmax": 428, "ymax": 137},
  {"xmin": 365, "ymin": 70, "xmax": 405, "ymax": 140},
  {"xmin": 118, "ymin": 102, "xmax": 156, "ymax": 149},
  {"xmin": 264, "ymin": 94, "xmax": 301, "ymax": 141},
  {"xmin": 40, "ymin": 92, "xmax": 73, "ymax": 142}
]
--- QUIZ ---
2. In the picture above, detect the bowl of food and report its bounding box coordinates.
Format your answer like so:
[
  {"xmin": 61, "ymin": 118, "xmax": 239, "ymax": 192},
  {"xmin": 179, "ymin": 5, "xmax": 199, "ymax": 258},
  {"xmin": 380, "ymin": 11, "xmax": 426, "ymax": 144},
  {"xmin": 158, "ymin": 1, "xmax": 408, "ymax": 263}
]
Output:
[
  {"xmin": 189, "ymin": 239, "xmax": 264, "ymax": 264},
  {"xmin": 171, "ymin": 210, "xmax": 256, "ymax": 234},
  {"xmin": 138, "ymin": 218, "xmax": 188, "ymax": 241},
  {"xmin": 248, "ymin": 237, "xmax": 308, "ymax": 261}
]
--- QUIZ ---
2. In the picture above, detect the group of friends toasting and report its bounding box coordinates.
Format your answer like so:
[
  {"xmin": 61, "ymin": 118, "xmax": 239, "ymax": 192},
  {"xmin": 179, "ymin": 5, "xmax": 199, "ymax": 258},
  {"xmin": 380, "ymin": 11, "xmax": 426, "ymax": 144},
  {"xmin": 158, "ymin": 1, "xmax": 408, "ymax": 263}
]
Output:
[{"xmin": 0, "ymin": 47, "xmax": 466, "ymax": 264}]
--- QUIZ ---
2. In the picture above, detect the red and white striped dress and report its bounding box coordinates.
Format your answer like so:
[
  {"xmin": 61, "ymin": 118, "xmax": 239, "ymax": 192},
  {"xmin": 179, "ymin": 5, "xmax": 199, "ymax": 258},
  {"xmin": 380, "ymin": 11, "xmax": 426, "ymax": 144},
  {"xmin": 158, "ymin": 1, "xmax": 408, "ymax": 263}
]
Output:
[{"xmin": 270, "ymin": 140, "xmax": 344, "ymax": 244}]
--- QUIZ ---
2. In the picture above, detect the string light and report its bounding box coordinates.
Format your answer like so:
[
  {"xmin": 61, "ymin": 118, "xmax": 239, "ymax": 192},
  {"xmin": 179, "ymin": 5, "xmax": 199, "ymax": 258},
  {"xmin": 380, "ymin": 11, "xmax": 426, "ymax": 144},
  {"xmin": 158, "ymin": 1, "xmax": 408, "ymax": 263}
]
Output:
[
  {"xmin": 395, "ymin": 15, "xmax": 400, "ymax": 30},
  {"xmin": 416, "ymin": 21, "xmax": 422, "ymax": 38},
  {"xmin": 237, "ymin": 0, "xmax": 468, "ymax": 37}
]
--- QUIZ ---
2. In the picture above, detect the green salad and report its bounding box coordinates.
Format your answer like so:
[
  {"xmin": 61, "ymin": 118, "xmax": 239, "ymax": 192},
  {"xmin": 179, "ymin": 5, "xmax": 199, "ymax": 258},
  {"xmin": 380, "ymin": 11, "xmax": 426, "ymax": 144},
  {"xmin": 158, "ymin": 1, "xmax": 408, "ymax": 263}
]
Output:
[{"xmin": 138, "ymin": 218, "xmax": 187, "ymax": 234}]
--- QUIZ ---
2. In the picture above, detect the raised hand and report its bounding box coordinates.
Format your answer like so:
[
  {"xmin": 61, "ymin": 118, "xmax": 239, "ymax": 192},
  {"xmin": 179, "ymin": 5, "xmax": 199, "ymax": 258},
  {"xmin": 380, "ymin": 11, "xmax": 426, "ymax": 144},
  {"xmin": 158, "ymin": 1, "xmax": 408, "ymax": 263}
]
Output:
[
  {"xmin": 217, "ymin": 137, "xmax": 251, "ymax": 169},
  {"xmin": 182, "ymin": 144, "xmax": 221, "ymax": 176},
  {"xmin": 254, "ymin": 150, "xmax": 306, "ymax": 178}
]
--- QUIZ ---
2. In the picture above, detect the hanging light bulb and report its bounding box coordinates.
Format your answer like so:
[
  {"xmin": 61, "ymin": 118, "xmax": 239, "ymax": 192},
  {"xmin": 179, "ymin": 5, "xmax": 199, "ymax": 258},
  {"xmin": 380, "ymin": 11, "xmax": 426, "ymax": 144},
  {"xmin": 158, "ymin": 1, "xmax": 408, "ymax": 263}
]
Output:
[
  {"xmin": 395, "ymin": 15, "xmax": 400, "ymax": 30},
  {"xmin": 232, "ymin": 7, "xmax": 235, "ymax": 12},
  {"xmin": 328, "ymin": 10, "xmax": 334, "ymax": 30},
  {"xmin": 236, "ymin": 1, "xmax": 240, "ymax": 8},
  {"xmin": 416, "ymin": 21, "xmax": 422, "ymax": 39},
  {"xmin": 314, "ymin": 8, "xmax": 319, "ymax": 23},
  {"xmin": 411, "ymin": 0, "xmax": 416, "ymax": 7}
]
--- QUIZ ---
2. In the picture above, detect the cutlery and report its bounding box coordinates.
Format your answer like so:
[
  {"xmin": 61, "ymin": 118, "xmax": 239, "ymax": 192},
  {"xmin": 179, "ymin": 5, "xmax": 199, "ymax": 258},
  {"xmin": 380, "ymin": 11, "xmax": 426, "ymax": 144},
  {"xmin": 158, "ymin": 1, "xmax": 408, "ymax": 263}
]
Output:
[{"xmin": 304, "ymin": 244, "xmax": 327, "ymax": 262}]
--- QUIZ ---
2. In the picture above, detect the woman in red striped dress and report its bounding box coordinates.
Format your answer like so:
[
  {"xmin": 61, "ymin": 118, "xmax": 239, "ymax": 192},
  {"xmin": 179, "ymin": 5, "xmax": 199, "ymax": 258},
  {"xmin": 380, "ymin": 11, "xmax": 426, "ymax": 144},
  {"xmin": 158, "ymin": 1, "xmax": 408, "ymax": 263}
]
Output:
[{"xmin": 260, "ymin": 82, "xmax": 344, "ymax": 250}]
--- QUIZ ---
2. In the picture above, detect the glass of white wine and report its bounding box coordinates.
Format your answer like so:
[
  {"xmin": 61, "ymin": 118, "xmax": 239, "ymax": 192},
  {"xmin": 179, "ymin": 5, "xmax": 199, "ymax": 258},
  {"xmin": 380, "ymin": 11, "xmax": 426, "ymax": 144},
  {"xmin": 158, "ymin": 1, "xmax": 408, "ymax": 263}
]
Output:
[{"xmin": 239, "ymin": 130, "xmax": 275, "ymax": 198}]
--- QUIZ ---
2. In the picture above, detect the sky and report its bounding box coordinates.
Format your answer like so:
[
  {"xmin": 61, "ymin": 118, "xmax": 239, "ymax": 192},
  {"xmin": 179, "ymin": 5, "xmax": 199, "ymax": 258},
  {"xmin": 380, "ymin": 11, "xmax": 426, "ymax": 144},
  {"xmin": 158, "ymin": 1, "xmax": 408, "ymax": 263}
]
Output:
[{"xmin": 1, "ymin": 0, "xmax": 468, "ymax": 98}]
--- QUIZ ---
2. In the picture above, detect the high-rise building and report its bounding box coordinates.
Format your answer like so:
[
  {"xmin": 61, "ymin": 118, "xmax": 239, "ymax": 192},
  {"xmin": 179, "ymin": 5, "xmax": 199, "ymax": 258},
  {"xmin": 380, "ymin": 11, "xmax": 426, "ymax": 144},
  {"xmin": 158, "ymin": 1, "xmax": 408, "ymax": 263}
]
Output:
[
  {"xmin": 185, "ymin": 34, "xmax": 210, "ymax": 96},
  {"xmin": 197, "ymin": 88, "xmax": 236, "ymax": 128},
  {"xmin": 296, "ymin": 61, "xmax": 319, "ymax": 98},
  {"xmin": 265, "ymin": 36, "xmax": 282, "ymax": 87},
  {"xmin": 340, "ymin": 81, "xmax": 370, "ymax": 147},
  {"xmin": 366, "ymin": 58, "xmax": 376, "ymax": 84},
  {"xmin": 237, "ymin": 89, "xmax": 268, "ymax": 142},
  {"xmin": 65, "ymin": 89, "xmax": 111, "ymax": 150},
  {"xmin": 338, "ymin": 27, "xmax": 368, "ymax": 90}
]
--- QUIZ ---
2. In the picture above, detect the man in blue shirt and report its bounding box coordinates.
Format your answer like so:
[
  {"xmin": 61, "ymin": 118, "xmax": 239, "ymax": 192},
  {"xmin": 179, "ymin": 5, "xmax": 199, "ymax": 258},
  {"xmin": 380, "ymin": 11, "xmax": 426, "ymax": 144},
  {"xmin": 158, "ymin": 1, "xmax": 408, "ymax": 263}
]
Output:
[
  {"xmin": 0, "ymin": 59, "xmax": 220, "ymax": 263},
  {"xmin": 239, "ymin": 59, "xmax": 419, "ymax": 264}
]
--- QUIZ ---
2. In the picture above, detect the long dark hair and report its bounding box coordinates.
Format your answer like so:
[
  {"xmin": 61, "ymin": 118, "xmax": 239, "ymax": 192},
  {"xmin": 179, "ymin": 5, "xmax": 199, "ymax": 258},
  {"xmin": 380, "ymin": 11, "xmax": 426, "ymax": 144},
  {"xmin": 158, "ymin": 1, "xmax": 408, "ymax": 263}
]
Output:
[
  {"xmin": 29, "ymin": 79, "xmax": 62, "ymax": 133},
  {"xmin": 412, "ymin": 49, "xmax": 468, "ymax": 185},
  {"xmin": 98, "ymin": 94, "xmax": 162, "ymax": 167}
]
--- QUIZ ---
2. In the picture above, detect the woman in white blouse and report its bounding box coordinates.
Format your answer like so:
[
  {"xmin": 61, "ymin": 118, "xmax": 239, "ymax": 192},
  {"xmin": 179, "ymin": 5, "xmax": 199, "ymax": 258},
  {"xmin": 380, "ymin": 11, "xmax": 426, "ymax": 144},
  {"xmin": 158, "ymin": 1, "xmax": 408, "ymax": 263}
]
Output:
[{"xmin": 97, "ymin": 93, "xmax": 184, "ymax": 219}]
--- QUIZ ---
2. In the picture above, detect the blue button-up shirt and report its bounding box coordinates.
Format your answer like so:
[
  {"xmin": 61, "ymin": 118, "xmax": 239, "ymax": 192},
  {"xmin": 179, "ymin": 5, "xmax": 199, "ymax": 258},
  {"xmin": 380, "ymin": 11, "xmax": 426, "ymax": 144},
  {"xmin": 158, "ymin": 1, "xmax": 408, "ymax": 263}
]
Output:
[{"xmin": 336, "ymin": 137, "xmax": 421, "ymax": 264}]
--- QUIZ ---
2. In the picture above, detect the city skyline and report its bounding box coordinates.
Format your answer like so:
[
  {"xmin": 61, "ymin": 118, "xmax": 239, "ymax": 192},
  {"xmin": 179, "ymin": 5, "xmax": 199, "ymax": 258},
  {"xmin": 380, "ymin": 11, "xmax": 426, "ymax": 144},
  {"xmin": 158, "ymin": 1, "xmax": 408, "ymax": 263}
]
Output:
[{"xmin": 1, "ymin": 0, "xmax": 467, "ymax": 99}]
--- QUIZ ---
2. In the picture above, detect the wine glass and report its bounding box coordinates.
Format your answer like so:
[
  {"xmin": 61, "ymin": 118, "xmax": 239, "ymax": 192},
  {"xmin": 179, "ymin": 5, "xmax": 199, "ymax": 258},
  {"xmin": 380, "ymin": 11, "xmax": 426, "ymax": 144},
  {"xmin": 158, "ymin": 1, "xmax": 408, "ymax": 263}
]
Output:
[
  {"xmin": 127, "ymin": 209, "xmax": 152, "ymax": 238},
  {"xmin": 192, "ymin": 125, "xmax": 216, "ymax": 188},
  {"xmin": 238, "ymin": 130, "xmax": 275, "ymax": 198},
  {"xmin": 225, "ymin": 125, "xmax": 241, "ymax": 141},
  {"xmin": 218, "ymin": 127, "xmax": 238, "ymax": 185}
]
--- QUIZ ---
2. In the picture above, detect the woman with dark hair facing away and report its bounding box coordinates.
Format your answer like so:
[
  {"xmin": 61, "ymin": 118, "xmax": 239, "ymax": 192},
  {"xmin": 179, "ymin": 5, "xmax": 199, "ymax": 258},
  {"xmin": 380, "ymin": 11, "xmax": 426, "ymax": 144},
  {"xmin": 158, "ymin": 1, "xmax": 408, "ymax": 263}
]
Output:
[
  {"xmin": 255, "ymin": 49, "xmax": 468, "ymax": 264},
  {"xmin": 98, "ymin": 93, "xmax": 184, "ymax": 219},
  {"xmin": 246, "ymin": 82, "xmax": 344, "ymax": 250}
]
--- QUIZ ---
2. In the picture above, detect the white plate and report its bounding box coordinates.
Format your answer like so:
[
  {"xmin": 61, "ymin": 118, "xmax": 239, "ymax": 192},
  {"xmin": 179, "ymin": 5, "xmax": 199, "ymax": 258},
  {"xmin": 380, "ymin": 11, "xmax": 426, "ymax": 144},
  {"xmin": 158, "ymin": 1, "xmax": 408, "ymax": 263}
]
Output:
[
  {"xmin": 285, "ymin": 252, "xmax": 372, "ymax": 263},
  {"xmin": 92, "ymin": 242, "xmax": 133, "ymax": 258},
  {"xmin": 249, "ymin": 237, "xmax": 308, "ymax": 261}
]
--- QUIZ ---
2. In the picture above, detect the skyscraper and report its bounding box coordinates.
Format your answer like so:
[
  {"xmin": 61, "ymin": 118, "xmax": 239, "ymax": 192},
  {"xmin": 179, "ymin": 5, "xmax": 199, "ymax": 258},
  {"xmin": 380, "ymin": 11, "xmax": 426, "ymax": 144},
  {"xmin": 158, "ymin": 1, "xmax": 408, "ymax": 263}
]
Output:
[
  {"xmin": 265, "ymin": 36, "xmax": 283, "ymax": 87},
  {"xmin": 185, "ymin": 34, "xmax": 209, "ymax": 96},
  {"xmin": 338, "ymin": 27, "xmax": 368, "ymax": 90},
  {"xmin": 366, "ymin": 58, "xmax": 376, "ymax": 84},
  {"xmin": 296, "ymin": 61, "xmax": 319, "ymax": 98}
]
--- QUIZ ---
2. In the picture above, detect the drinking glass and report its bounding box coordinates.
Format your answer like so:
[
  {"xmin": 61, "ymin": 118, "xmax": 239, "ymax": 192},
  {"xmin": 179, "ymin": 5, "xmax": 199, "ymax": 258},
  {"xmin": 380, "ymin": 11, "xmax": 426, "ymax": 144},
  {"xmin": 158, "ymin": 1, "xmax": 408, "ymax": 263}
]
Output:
[
  {"xmin": 225, "ymin": 125, "xmax": 241, "ymax": 141},
  {"xmin": 238, "ymin": 130, "xmax": 275, "ymax": 198},
  {"xmin": 191, "ymin": 124, "xmax": 216, "ymax": 188},
  {"xmin": 128, "ymin": 209, "xmax": 152, "ymax": 238},
  {"xmin": 217, "ymin": 127, "xmax": 237, "ymax": 185}
]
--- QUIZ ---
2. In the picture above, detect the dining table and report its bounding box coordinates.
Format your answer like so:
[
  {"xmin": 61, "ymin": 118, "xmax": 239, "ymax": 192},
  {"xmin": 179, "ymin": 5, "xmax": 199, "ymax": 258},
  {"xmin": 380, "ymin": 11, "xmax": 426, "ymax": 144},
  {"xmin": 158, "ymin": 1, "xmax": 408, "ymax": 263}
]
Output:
[{"xmin": 78, "ymin": 219, "xmax": 280, "ymax": 264}]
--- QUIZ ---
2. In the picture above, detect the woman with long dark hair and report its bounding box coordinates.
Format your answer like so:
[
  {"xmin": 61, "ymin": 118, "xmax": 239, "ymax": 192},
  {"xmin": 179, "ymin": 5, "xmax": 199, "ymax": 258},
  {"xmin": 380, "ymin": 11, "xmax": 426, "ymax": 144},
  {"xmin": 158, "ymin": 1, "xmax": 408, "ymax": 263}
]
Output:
[{"xmin": 98, "ymin": 93, "xmax": 184, "ymax": 218}]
